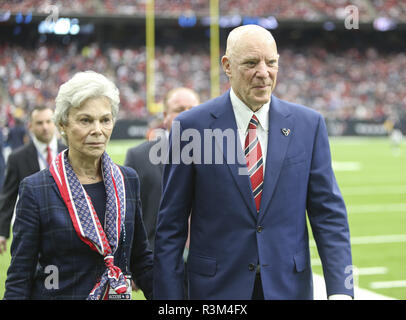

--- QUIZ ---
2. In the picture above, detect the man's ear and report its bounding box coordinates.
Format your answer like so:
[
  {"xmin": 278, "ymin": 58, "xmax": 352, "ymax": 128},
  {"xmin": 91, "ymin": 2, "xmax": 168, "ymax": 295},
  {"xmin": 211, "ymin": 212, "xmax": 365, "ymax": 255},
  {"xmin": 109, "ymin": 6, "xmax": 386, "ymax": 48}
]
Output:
[{"xmin": 221, "ymin": 56, "xmax": 232, "ymax": 78}]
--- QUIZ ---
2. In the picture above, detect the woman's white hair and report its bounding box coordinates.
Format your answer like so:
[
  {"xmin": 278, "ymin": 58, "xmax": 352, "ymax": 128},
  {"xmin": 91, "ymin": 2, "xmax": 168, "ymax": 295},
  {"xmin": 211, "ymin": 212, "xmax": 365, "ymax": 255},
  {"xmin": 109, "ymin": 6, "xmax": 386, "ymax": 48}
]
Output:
[{"xmin": 54, "ymin": 71, "xmax": 120, "ymax": 130}]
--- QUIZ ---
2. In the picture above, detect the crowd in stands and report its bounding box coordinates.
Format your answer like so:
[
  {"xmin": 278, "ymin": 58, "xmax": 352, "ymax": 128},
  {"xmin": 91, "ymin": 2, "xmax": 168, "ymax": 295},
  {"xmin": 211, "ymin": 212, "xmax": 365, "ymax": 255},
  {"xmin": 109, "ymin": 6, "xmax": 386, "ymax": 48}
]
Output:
[
  {"xmin": 370, "ymin": 0, "xmax": 406, "ymax": 20},
  {"xmin": 0, "ymin": 0, "xmax": 99, "ymax": 15},
  {"xmin": 1, "ymin": 0, "xmax": 406, "ymax": 21},
  {"xmin": 1, "ymin": 41, "xmax": 405, "ymax": 124},
  {"xmin": 276, "ymin": 46, "xmax": 406, "ymax": 121}
]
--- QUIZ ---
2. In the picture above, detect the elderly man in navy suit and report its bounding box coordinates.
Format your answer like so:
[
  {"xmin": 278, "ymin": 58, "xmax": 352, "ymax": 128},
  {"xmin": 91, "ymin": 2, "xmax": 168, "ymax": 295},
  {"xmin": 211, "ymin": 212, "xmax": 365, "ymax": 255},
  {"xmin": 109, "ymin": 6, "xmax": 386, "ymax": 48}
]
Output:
[{"xmin": 153, "ymin": 25, "xmax": 354, "ymax": 300}]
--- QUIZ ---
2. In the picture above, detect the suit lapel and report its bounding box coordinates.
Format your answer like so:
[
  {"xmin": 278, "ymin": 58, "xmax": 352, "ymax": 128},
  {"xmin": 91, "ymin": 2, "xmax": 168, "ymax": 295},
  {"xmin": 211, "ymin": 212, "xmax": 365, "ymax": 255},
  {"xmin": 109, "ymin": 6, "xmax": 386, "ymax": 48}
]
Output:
[
  {"xmin": 210, "ymin": 92, "xmax": 258, "ymax": 218},
  {"xmin": 26, "ymin": 142, "xmax": 41, "ymax": 173},
  {"xmin": 258, "ymin": 96, "xmax": 293, "ymax": 223}
]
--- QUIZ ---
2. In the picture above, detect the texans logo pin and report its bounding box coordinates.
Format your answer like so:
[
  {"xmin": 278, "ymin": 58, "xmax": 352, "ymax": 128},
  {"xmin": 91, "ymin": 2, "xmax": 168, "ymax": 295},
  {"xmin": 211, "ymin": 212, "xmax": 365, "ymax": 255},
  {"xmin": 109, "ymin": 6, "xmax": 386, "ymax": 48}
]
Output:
[{"xmin": 281, "ymin": 128, "xmax": 291, "ymax": 136}]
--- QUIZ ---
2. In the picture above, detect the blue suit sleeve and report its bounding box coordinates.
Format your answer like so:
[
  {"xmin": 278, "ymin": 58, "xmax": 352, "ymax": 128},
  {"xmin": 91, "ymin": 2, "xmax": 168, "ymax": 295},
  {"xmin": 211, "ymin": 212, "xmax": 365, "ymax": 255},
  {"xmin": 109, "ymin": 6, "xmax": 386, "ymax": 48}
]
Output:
[{"xmin": 306, "ymin": 115, "xmax": 354, "ymax": 298}]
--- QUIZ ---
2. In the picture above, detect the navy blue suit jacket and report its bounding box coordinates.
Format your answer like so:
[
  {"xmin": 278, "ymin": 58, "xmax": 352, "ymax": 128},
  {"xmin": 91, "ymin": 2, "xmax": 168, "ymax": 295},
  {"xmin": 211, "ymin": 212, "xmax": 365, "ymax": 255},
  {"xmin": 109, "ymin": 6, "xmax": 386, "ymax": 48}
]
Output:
[
  {"xmin": 4, "ymin": 165, "xmax": 153, "ymax": 300},
  {"xmin": 153, "ymin": 92, "xmax": 353, "ymax": 300}
]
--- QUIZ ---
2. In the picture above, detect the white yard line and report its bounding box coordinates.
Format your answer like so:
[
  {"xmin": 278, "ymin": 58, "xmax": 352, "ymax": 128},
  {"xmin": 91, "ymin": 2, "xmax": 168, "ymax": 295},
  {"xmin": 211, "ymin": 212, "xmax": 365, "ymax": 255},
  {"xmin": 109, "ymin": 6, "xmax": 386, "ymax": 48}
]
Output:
[
  {"xmin": 341, "ymin": 185, "xmax": 406, "ymax": 195},
  {"xmin": 370, "ymin": 280, "xmax": 406, "ymax": 289},
  {"xmin": 355, "ymin": 267, "xmax": 388, "ymax": 276},
  {"xmin": 310, "ymin": 234, "xmax": 406, "ymax": 247},
  {"xmin": 313, "ymin": 274, "xmax": 395, "ymax": 300},
  {"xmin": 347, "ymin": 203, "xmax": 406, "ymax": 214},
  {"xmin": 350, "ymin": 234, "xmax": 406, "ymax": 245},
  {"xmin": 311, "ymin": 262, "xmax": 388, "ymax": 276},
  {"xmin": 332, "ymin": 161, "xmax": 362, "ymax": 171}
]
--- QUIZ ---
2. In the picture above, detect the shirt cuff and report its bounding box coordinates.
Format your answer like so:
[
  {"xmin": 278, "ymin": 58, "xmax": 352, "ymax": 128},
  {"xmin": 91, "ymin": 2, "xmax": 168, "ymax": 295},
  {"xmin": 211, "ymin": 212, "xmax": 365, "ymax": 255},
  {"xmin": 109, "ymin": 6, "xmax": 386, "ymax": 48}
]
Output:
[{"xmin": 328, "ymin": 294, "xmax": 353, "ymax": 300}]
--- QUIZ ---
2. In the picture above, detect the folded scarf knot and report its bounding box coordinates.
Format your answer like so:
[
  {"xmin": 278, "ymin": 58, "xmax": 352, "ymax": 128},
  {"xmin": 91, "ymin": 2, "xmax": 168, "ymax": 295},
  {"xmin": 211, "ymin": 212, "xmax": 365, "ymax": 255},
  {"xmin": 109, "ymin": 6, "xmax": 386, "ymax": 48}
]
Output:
[{"xmin": 105, "ymin": 255, "xmax": 127, "ymax": 294}]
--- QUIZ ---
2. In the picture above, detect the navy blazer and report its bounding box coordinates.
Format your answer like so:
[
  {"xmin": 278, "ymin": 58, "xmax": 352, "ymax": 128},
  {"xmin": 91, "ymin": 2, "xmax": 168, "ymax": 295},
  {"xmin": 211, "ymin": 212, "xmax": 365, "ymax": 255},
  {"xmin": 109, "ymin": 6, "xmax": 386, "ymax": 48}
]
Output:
[
  {"xmin": 4, "ymin": 165, "xmax": 153, "ymax": 300},
  {"xmin": 153, "ymin": 92, "xmax": 353, "ymax": 300}
]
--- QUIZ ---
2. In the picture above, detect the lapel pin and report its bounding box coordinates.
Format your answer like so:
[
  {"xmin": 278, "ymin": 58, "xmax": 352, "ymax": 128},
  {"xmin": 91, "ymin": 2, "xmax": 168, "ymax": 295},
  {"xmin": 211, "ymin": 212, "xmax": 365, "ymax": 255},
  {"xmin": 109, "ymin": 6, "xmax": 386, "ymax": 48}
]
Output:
[{"xmin": 281, "ymin": 128, "xmax": 291, "ymax": 136}]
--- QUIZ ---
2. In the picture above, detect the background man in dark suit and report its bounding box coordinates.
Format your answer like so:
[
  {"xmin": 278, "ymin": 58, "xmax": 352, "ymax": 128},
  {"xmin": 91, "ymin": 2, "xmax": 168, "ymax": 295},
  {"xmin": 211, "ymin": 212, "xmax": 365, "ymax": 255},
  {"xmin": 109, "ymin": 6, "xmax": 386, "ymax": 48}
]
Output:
[
  {"xmin": 124, "ymin": 87, "xmax": 200, "ymax": 251},
  {"xmin": 0, "ymin": 106, "xmax": 65, "ymax": 254},
  {"xmin": 6, "ymin": 118, "xmax": 29, "ymax": 152},
  {"xmin": 153, "ymin": 25, "xmax": 353, "ymax": 300}
]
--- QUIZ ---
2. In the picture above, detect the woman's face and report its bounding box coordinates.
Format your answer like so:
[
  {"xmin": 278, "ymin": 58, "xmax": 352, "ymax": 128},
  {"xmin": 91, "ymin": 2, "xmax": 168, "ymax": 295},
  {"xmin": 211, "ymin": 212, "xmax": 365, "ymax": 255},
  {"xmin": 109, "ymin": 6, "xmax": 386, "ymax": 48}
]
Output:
[{"xmin": 61, "ymin": 96, "xmax": 114, "ymax": 161}]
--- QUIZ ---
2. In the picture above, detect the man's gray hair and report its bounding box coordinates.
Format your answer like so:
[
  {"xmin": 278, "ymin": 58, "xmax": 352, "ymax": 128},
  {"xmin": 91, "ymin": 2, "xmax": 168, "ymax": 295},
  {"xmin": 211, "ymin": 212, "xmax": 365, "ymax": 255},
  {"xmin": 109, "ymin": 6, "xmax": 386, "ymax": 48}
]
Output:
[{"xmin": 54, "ymin": 71, "xmax": 120, "ymax": 128}]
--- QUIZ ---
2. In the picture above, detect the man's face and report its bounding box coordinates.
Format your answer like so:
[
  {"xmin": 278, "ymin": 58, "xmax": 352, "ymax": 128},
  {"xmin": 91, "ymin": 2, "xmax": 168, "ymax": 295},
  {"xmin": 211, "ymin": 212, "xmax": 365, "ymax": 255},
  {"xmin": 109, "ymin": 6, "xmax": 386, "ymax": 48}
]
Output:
[
  {"xmin": 222, "ymin": 31, "xmax": 279, "ymax": 112},
  {"xmin": 163, "ymin": 89, "xmax": 200, "ymax": 130},
  {"xmin": 29, "ymin": 108, "xmax": 56, "ymax": 144}
]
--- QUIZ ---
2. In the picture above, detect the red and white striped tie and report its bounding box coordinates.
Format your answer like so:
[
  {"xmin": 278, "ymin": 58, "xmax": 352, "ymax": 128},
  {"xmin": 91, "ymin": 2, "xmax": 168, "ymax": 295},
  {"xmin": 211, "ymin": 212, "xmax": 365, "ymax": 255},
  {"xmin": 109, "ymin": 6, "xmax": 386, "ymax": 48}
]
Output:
[
  {"xmin": 46, "ymin": 145, "xmax": 52, "ymax": 166},
  {"xmin": 244, "ymin": 115, "xmax": 264, "ymax": 212}
]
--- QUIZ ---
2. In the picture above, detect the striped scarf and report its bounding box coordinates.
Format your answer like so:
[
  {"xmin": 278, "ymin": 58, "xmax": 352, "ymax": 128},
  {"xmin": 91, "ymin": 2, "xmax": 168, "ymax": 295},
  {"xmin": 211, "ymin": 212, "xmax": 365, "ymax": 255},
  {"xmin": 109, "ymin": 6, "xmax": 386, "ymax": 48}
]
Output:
[{"xmin": 50, "ymin": 149, "xmax": 127, "ymax": 300}]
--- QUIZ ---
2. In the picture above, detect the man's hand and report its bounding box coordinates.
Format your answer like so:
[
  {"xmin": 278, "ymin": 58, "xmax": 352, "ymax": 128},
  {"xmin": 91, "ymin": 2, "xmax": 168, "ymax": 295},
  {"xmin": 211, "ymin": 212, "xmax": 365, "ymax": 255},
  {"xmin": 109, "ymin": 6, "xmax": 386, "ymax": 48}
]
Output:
[{"xmin": 0, "ymin": 236, "xmax": 7, "ymax": 254}]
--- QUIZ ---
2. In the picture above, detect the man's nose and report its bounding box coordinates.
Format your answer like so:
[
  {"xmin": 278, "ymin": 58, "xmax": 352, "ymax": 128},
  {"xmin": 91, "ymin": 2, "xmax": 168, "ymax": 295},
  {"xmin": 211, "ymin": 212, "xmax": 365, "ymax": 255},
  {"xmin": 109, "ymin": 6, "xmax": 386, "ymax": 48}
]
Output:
[
  {"xmin": 42, "ymin": 123, "xmax": 52, "ymax": 131},
  {"xmin": 255, "ymin": 61, "xmax": 270, "ymax": 77}
]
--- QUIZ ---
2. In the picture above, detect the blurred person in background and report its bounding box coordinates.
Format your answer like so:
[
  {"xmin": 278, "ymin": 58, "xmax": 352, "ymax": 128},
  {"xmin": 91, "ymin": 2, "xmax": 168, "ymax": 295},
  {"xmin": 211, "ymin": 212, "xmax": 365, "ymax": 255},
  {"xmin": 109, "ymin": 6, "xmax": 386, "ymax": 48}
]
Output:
[
  {"xmin": 384, "ymin": 115, "xmax": 404, "ymax": 155},
  {"xmin": 125, "ymin": 87, "xmax": 200, "ymax": 252},
  {"xmin": 4, "ymin": 71, "xmax": 153, "ymax": 300},
  {"xmin": 390, "ymin": 127, "xmax": 403, "ymax": 155},
  {"xmin": 0, "ymin": 106, "xmax": 65, "ymax": 255},
  {"xmin": 125, "ymin": 87, "xmax": 199, "ymax": 298},
  {"xmin": 6, "ymin": 117, "xmax": 29, "ymax": 151},
  {"xmin": 153, "ymin": 25, "xmax": 353, "ymax": 300},
  {"xmin": 145, "ymin": 117, "xmax": 165, "ymax": 141}
]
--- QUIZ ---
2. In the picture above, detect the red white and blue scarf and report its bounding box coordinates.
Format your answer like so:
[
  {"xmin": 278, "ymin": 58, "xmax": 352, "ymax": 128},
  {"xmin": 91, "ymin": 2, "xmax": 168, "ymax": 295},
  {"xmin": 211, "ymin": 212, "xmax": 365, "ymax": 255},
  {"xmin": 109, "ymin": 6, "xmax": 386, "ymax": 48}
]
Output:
[{"xmin": 50, "ymin": 149, "xmax": 127, "ymax": 300}]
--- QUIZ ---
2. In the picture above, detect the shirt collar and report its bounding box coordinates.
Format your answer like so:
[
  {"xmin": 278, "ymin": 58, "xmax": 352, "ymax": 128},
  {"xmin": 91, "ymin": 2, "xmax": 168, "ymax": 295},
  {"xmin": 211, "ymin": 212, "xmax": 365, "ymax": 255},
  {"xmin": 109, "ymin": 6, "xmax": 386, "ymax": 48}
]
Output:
[
  {"xmin": 32, "ymin": 134, "xmax": 58, "ymax": 154},
  {"xmin": 230, "ymin": 88, "xmax": 270, "ymax": 133}
]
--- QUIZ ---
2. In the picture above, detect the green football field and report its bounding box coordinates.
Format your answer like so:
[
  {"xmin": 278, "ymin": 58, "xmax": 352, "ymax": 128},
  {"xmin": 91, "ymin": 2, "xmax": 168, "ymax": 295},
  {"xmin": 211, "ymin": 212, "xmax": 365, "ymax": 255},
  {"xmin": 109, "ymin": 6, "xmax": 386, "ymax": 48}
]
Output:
[{"xmin": 0, "ymin": 137, "xmax": 405, "ymax": 299}]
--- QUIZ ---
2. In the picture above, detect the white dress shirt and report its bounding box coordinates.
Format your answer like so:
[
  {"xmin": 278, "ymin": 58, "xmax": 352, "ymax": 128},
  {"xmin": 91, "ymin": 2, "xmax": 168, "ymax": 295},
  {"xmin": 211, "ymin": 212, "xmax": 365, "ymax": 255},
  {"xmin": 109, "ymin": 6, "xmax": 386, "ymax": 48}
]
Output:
[
  {"xmin": 32, "ymin": 134, "xmax": 58, "ymax": 170},
  {"xmin": 230, "ymin": 88, "xmax": 270, "ymax": 174}
]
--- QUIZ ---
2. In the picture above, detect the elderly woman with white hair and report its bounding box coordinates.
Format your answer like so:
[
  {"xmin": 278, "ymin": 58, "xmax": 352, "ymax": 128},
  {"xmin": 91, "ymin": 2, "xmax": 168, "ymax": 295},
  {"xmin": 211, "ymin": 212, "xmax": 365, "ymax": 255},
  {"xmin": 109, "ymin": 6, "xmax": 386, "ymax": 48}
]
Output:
[{"xmin": 4, "ymin": 71, "xmax": 153, "ymax": 300}]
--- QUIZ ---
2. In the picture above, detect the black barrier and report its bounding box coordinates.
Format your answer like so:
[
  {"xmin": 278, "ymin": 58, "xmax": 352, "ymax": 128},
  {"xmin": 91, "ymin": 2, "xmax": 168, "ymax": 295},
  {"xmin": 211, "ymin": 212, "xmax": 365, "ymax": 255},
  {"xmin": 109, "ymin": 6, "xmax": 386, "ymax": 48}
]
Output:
[
  {"xmin": 111, "ymin": 119, "xmax": 149, "ymax": 140},
  {"xmin": 111, "ymin": 118, "xmax": 405, "ymax": 139},
  {"xmin": 326, "ymin": 119, "xmax": 405, "ymax": 136}
]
